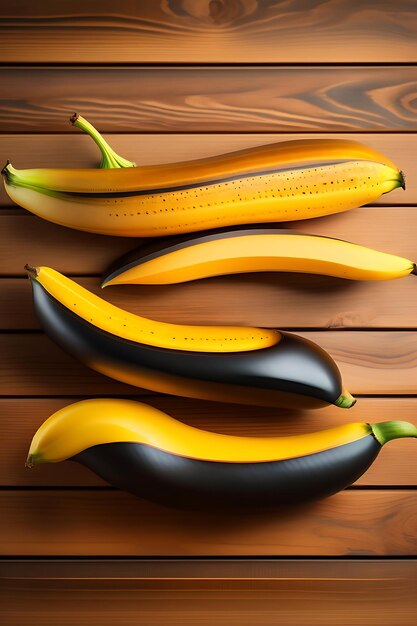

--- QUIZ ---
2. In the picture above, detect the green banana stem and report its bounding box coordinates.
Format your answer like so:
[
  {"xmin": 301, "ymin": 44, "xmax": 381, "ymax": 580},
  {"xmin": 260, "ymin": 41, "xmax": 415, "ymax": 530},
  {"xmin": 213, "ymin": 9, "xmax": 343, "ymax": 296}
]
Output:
[
  {"xmin": 335, "ymin": 389, "xmax": 357, "ymax": 409},
  {"xmin": 70, "ymin": 113, "xmax": 136, "ymax": 169},
  {"xmin": 371, "ymin": 421, "xmax": 417, "ymax": 445}
]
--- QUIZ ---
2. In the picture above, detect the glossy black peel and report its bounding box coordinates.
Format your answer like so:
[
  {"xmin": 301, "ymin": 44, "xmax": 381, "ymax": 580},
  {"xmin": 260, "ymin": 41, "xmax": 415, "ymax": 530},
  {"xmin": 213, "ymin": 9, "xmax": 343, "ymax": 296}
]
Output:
[
  {"xmin": 73, "ymin": 435, "xmax": 381, "ymax": 509},
  {"xmin": 31, "ymin": 279, "xmax": 346, "ymax": 409}
]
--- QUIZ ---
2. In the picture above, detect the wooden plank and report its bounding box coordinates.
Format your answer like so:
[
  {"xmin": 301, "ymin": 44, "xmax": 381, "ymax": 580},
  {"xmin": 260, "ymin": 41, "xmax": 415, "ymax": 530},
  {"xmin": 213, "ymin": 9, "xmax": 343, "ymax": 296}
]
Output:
[
  {"xmin": 0, "ymin": 213, "xmax": 134, "ymax": 276},
  {"xmin": 1, "ymin": 490, "xmax": 416, "ymax": 556},
  {"xmin": 1, "ymin": 1, "xmax": 417, "ymax": 63},
  {"xmin": 3, "ymin": 397, "xmax": 417, "ymax": 487},
  {"xmin": 1, "ymin": 561, "xmax": 416, "ymax": 626},
  {"xmin": 3, "ymin": 270, "xmax": 417, "ymax": 330},
  {"xmin": 0, "ymin": 134, "xmax": 413, "ymax": 206},
  {"xmin": 2, "ymin": 207, "xmax": 417, "ymax": 280},
  {"xmin": 3, "ymin": 66, "xmax": 417, "ymax": 132},
  {"xmin": 3, "ymin": 331, "xmax": 417, "ymax": 396},
  {"xmin": 0, "ymin": 334, "xmax": 134, "ymax": 396}
]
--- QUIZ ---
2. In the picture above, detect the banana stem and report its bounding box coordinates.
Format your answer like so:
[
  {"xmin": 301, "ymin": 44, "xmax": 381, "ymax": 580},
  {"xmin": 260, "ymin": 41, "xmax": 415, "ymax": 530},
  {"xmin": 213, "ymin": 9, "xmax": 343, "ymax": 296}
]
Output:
[
  {"xmin": 371, "ymin": 420, "xmax": 417, "ymax": 445},
  {"xmin": 24, "ymin": 264, "xmax": 38, "ymax": 279},
  {"xmin": 1, "ymin": 159, "xmax": 11, "ymax": 178},
  {"xmin": 70, "ymin": 113, "xmax": 136, "ymax": 169},
  {"xmin": 335, "ymin": 389, "xmax": 357, "ymax": 408}
]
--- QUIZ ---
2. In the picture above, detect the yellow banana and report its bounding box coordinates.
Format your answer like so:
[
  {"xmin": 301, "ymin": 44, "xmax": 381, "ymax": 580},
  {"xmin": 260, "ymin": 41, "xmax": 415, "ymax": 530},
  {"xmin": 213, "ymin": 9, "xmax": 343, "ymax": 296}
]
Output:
[
  {"xmin": 102, "ymin": 227, "xmax": 416, "ymax": 287},
  {"xmin": 27, "ymin": 265, "xmax": 279, "ymax": 353},
  {"xmin": 26, "ymin": 398, "xmax": 417, "ymax": 508},
  {"xmin": 2, "ymin": 114, "xmax": 404, "ymax": 237},
  {"xmin": 27, "ymin": 266, "xmax": 355, "ymax": 409}
]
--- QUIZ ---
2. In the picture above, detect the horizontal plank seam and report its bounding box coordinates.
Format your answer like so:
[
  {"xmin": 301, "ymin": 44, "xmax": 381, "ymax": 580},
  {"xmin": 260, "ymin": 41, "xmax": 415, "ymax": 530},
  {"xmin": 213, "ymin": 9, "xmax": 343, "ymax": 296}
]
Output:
[
  {"xmin": 0, "ymin": 576, "xmax": 409, "ymax": 581},
  {"xmin": 2, "ymin": 64, "xmax": 417, "ymax": 70},
  {"xmin": 0, "ymin": 555, "xmax": 417, "ymax": 564},
  {"xmin": 1, "ymin": 554, "xmax": 417, "ymax": 562},
  {"xmin": 1, "ymin": 486, "xmax": 415, "ymax": 492},
  {"xmin": 2, "ymin": 62, "xmax": 417, "ymax": 68},
  {"xmin": 4, "ymin": 128, "xmax": 417, "ymax": 137},
  {"xmin": 3, "ymin": 131, "xmax": 417, "ymax": 137}
]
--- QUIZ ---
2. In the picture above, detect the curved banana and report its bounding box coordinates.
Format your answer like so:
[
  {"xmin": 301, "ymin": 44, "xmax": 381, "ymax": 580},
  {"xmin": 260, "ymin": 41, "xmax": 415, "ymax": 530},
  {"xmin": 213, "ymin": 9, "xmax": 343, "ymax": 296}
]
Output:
[
  {"xmin": 3, "ymin": 122, "xmax": 404, "ymax": 237},
  {"xmin": 26, "ymin": 266, "xmax": 354, "ymax": 409},
  {"xmin": 102, "ymin": 227, "xmax": 416, "ymax": 287},
  {"xmin": 26, "ymin": 398, "xmax": 417, "ymax": 508}
]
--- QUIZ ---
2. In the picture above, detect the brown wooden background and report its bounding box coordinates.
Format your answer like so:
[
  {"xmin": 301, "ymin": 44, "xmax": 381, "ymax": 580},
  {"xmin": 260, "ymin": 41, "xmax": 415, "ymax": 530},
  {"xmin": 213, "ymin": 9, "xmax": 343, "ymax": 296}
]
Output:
[{"xmin": 1, "ymin": 1, "xmax": 417, "ymax": 624}]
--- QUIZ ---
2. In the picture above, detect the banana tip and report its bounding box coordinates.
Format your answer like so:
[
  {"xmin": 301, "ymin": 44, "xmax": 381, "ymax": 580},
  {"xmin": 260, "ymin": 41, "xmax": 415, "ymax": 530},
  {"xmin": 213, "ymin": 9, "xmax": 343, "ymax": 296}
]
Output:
[
  {"xmin": 400, "ymin": 170, "xmax": 406, "ymax": 191},
  {"xmin": 70, "ymin": 112, "xmax": 79, "ymax": 125},
  {"xmin": 24, "ymin": 264, "xmax": 38, "ymax": 279},
  {"xmin": 25, "ymin": 455, "xmax": 34, "ymax": 469},
  {"xmin": 1, "ymin": 160, "xmax": 11, "ymax": 178},
  {"xmin": 335, "ymin": 390, "xmax": 357, "ymax": 409}
]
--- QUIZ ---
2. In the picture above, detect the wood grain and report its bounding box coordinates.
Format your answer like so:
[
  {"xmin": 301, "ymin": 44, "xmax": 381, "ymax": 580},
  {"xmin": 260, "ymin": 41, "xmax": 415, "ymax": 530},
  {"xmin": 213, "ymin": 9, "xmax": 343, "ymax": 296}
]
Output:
[
  {"xmin": 0, "ymin": 212, "xmax": 133, "ymax": 276},
  {"xmin": 2, "ymin": 66, "xmax": 417, "ymax": 132},
  {"xmin": 2, "ymin": 206, "xmax": 417, "ymax": 279},
  {"xmin": 3, "ymin": 397, "xmax": 417, "ymax": 487},
  {"xmin": 3, "ymin": 331, "xmax": 417, "ymax": 396},
  {"xmin": 2, "ymin": 0, "xmax": 417, "ymax": 619},
  {"xmin": 0, "ymin": 133, "xmax": 413, "ymax": 206},
  {"xmin": 1, "ymin": 1, "xmax": 417, "ymax": 63},
  {"xmin": 1, "ymin": 561, "xmax": 416, "ymax": 626},
  {"xmin": 1, "ymin": 490, "xmax": 416, "ymax": 556}
]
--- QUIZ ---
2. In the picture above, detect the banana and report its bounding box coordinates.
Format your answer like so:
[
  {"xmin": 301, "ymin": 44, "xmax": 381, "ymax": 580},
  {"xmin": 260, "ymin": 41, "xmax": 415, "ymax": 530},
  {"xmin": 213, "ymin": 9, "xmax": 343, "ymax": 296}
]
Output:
[
  {"xmin": 102, "ymin": 227, "xmax": 416, "ymax": 287},
  {"xmin": 26, "ymin": 266, "xmax": 355, "ymax": 409},
  {"xmin": 26, "ymin": 398, "xmax": 417, "ymax": 508},
  {"xmin": 2, "ymin": 116, "xmax": 404, "ymax": 237}
]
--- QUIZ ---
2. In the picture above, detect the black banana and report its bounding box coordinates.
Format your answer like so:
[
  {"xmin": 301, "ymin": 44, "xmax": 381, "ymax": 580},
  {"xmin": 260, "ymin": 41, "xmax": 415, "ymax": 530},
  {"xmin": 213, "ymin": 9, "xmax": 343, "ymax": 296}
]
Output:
[
  {"xmin": 26, "ymin": 266, "xmax": 355, "ymax": 410},
  {"xmin": 26, "ymin": 399, "xmax": 417, "ymax": 509}
]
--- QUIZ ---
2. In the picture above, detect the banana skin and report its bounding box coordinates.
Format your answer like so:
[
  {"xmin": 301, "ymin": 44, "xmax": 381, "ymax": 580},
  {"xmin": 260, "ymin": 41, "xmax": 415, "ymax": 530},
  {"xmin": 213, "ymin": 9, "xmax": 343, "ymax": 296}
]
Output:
[
  {"xmin": 3, "ymin": 134, "xmax": 404, "ymax": 237},
  {"xmin": 102, "ymin": 227, "xmax": 416, "ymax": 287},
  {"xmin": 26, "ymin": 398, "xmax": 417, "ymax": 509},
  {"xmin": 26, "ymin": 266, "xmax": 355, "ymax": 410}
]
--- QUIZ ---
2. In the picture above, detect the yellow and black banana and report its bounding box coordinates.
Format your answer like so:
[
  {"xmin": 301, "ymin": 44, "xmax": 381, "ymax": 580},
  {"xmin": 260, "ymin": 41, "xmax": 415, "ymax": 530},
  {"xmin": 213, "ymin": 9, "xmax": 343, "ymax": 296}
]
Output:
[
  {"xmin": 102, "ymin": 226, "xmax": 416, "ymax": 287},
  {"xmin": 2, "ymin": 113, "xmax": 404, "ymax": 237},
  {"xmin": 26, "ymin": 398, "xmax": 417, "ymax": 508},
  {"xmin": 26, "ymin": 265, "xmax": 355, "ymax": 409}
]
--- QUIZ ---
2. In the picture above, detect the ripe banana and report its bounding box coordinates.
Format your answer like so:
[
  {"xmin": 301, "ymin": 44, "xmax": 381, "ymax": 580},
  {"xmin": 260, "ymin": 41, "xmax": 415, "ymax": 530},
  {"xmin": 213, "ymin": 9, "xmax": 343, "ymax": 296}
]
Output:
[
  {"xmin": 102, "ymin": 226, "xmax": 416, "ymax": 287},
  {"xmin": 26, "ymin": 266, "xmax": 355, "ymax": 409},
  {"xmin": 26, "ymin": 398, "xmax": 417, "ymax": 508},
  {"xmin": 3, "ymin": 123, "xmax": 404, "ymax": 237}
]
